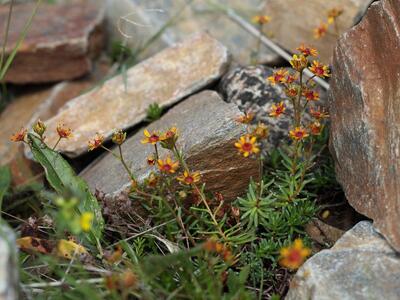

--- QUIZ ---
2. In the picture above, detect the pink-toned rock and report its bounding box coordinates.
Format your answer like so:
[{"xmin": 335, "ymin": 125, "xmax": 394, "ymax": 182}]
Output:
[
  {"xmin": 329, "ymin": 0, "xmax": 400, "ymax": 251},
  {"xmin": 0, "ymin": 1, "xmax": 105, "ymax": 84},
  {"xmin": 42, "ymin": 33, "xmax": 230, "ymax": 158}
]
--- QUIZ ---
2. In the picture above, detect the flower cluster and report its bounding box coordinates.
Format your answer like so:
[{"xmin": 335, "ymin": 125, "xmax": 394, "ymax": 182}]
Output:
[
  {"xmin": 264, "ymin": 45, "xmax": 329, "ymax": 142},
  {"xmin": 141, "ymin": 127, "xmax": 201, "ymax": 188},
  {"xmin": 203, "ymin": 238, "xmax": 233, "ymax": 262},
  {"xmin": 314, "ymin": 7, "xmax": 344, "ymax": 39}
]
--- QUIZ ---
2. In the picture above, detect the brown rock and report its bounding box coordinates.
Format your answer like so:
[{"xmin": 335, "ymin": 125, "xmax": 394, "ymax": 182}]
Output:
[
  {"xmin": 305, "ymin": 219, "xmax": 344, "ymax": 246},
  {"xmin": 80, "ymin": 90, "xmax": 259, "ymax": 200},
  {"xmin": 42, "ymin": 33, "xmax": 230, "ymax": 158},
  {"xmin": 329, "ymin": 0, "xmax": 400, "ymax": 251},
  {"xmin": 263, "ymin": 0, "xmax": 374, "ymax": 63},
  {"xmin": 1, "ymin": 1, "xmax": 105, "ymax": 84}
]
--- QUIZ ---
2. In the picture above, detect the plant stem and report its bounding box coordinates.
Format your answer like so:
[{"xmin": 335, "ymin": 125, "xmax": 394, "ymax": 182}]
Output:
[
  {"xmin": 118, "ymin": 145, "xmax": 135, "ymax": 180},
  {"xmin": 52, "ymin": 137, "xmax": 61, "ymax": 150},
  {"xmin": 0, "ymin": 0, "xmax": 14, "ymax": 71}
]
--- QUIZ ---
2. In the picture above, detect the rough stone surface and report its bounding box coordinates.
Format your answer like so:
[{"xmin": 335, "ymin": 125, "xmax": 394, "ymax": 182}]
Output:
[
  {"xmin": 43, "ymin": 33, "xmax": 230, "ymax": 158},
  {"xmin": 101, "ymin": 0, "xmax": 281, "ymax": 65},
  {"xmin": 0, "ymin": 61, "xmax": 109, "ymax": 184},
  {"xmin": 263, "ymin": 0, "xmax": 374, "ymax": 63},
  {"xmin": 0, "ymin": 223, "xmax": 18, "ymax": 300},
  {"xmin": 286, "ymin": 221, "xmax": 400, "ymax": 300},
  {"xmin": 80, "ymin": 90, "xmax": 259, "ymax": 201},
  {"xmin": 1, "ymin": 1, "xmax": 105, "ymax": 84},
  {"xmin": 219, "ymin": 66, "xmax": 326, "ymax": 152},
  {"xmin": 329, "ymin": 0, "xmax": 400, "ymax": 251}
]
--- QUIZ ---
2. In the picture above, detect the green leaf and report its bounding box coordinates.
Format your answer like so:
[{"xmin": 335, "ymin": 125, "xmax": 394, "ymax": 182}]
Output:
[
  {"xmin": 27, "ymin": 134, "xmax": 103, "ymax": 245},
  {"xmin": 0, "ymin": 165, "xmax": 11, "ymax": 211}
]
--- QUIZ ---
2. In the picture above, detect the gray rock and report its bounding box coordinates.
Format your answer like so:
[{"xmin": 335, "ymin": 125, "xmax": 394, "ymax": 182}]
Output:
[
  {"xmin": 80, "ymin": 90, "xmax": 259, "ymax": 201},
  {"xmin": 286, "ymin": 221, "xmax": 400, "ymax": 300},
  {"xmin": 42, "ymin": 33, "xmax": 230, "ymax": 157},
  {"xmin": 0, "ymin": 222, "xmax": 18, "ymax": 300},
  {"xmin": 219, "ymin": 66, "xmax": 326, "ymax": 152}
]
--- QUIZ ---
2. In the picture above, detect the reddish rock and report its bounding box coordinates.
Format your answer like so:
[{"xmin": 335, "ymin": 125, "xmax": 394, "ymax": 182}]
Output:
[
  {"xmin": 0, "ymin": 1, "xmax": 105, "ymax": 84},
  {"xmin": 329, "ymin": 0, "xmax": 400, "ymax": 251}
]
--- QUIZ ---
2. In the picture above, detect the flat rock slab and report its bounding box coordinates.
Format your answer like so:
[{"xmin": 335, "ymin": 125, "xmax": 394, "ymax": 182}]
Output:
[
  {"xmin": 329, "ymin": 0, "xmax": 400, "ymax": 251},
  {"xmin": 43, "ymin": 33, "xmax": 230, "ymax": 158},
  {"xmin": 80, "ymin": 90, "xmax": 259, "ymax": 201},
  {"xmin": 102, "ymin": 0, "xmax": 281, "ymax": 65},
  {"xmin": 286, "ymin": 221, "xmax": 400, "ymax": 300},
  {"xmin": 263, "ymin": 0, "xmax": 374, "ymax": 63},
  {"xmin": 0, "ymin": 1, "xmax": 105, "ymax": 84}
]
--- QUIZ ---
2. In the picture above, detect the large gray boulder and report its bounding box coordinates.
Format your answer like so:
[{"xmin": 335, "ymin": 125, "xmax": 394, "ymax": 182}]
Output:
[{"xmin": 286, "ymin": 221, "xmax": 400, "ymax": 300}]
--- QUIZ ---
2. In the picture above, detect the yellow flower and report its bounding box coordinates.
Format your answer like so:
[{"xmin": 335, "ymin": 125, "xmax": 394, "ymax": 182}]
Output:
[
  {"xmin": 147, "ymin": 173, "xmax": 158, "ymax": 187},
  {"xmin": 80, "ymin": 212, "xmax": 94, "ymax": 232},
  {"xmin": 177, "ymin": 170, "xmax": 201, "ymax": 185},
  {"xmin": 112, "ymin": 129, "xmax": 126, "ymax": 145},
  {"xmin": 157, "ymin": 156, "xmax": 179, "ymax": 174},
  {"xmin": 234, "ymin": 135, "xmax": 260, "ymax": 157},
  {"xmin": 251, "ymin": 15, "xmax": 271, "ymax": 25},
  {"xmin": 88, "ymin": 133, "xmax": 104, "ymax": 151},
  {"xmin": 327, "ymin": 8, "xmax": 343, "ymax": 24},
  {"xmin": 253, "ymin": 122, "xmax": 268, "ymax": 139},
  {"xmin": 10, "ymin": 127, "xmax": 27, "ymax": 142},
  {"xmin": 285, "ymin": 86, "xmax": 299, "ymax": 98},
  {"xmin": 309, "ymin": 61, "xmax": 330, "ymax": 78},
  {"xmin": 236, "ymin": 112, "xmax": 255, "ymax": 124},
  {"xmin": 296, "ymin": 45, "xmax": 319, "ymax": 57},
  {"xmin": 314, "ymin": 23, "xmax": 328, "ymax": 39},
  {"xmin": 302, "ymin": 89, "xmax": 320, "ymax": 101},
  {"xmin": 161, "ymin": 126, "xmax": 178, "ymax": 149},
  {"xmin": 269, "ymin": 101, "xmax": 286, "ymax": 117},
  {"xmin": 310, "ymin": 121, "xmax": 323, "ymax": 136},
  {"xmin": 279, "ymin": 239, "xmax": 311, "ymax": 270},
  {"xmin": 289, "ymin": 127, "xmax": 309, "ymax": 141},
  {"xmin": 56, "ymin": 123, "xmax": 73, "ymax": 139},
  {"xmin": 32, "ymin": 119, "xmax": 46, "ymax": 137},
  {"xmin": 290, "ymin": 54, "xmax": 308, "ymax": 72},
  {"xmin": 147, "ymin": 154, "xmax": 156, "ymax": 166},
  {"xmin": 141, "ymin": 129, "xmax": 164, "ymax": 145},
  {"xmin": 267, "ymin": 69, "xmax": 288, "ymax": 85}
]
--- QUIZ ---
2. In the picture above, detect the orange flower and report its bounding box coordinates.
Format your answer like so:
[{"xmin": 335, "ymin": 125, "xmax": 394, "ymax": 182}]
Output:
[
  {"xmin": 310, "ymin": 121, "xmax": 323, "ymax": 136},
  {"xmin": 314, "ymin": 23, "xmax": 328, "ymax": 39},
  {"xmin": 56, "ymin": 123, "xmax": 72, "ymax": 139},
  {"xmin": 309, "ymin": 61, "xmax": 330, "ymax": 78},
  {"xmin": 290, "ymin": 54, "xmax": 308, "ymax": 72},
  {"xmin": 269, "ymin": 101, "xmax": 286, "ymax": 117},
  {"xmin": 234, "ymin": 135, "xmax": 260, "ymax": 157},
  {"xmin": 161, "ymin": 126, "xmax": 179, "ymax": 149},
  {"xmin": 147, "ymin": 154, "xmax": 156, "ymax": 166},
  {"xmin": 177, "ymin": 170, "xmax": 201, "ymax": 185},
  {"xmin": 10, "ymin": 127, "xmax": 27, "ymax": 142},
  {"xmin": 303, "ymin": 89, "xmax": 320, "ymax": 101},
  {"xmin": 310, "ymin": 107, "xmax": 329, "ymax": 119},
  {"xmin": 88, "ymin": 133, "xmax": 104, "ymax": 151},
  {"xmin": 296, "ymin": 45, "xmax": 318, "ymax": 57},
  {"xmin": 267, "ymin": 69, "xmax": 288, "ymax": 85},
  {"xmin": 157, "ymin": 156, "xmax": 179, "ymax": 174},
  {"xmin": 327, "ymin": 8, "xmax": 343, "ymax": 24},
  {"xmin": 253, "ymin": 122, "xmax": 268, "ymax": 139},
  {"xmin": 279, "ymin": 239, "xmax": 311, "ymax": 270},
  {"xmin": 289, "ymin": 127, "xmax": 309, "ymax": 141},
  {"xmin": 251, "ymin": 15, "xmax": 271, "ymax": 25},
  {"xmin": 141, "ymin": 129, "xmax": 164, "ymax": 145},
  {"xmin": 285, "ymin": 86, "xmax": 299, "ymax": 98},
  {"xmin": 236, "ymin": 112, "xmax": 255, "ymax": 124},
  {"xmin": 203, "ymin": 238, "xmax": 233, "ymax": 263}
]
